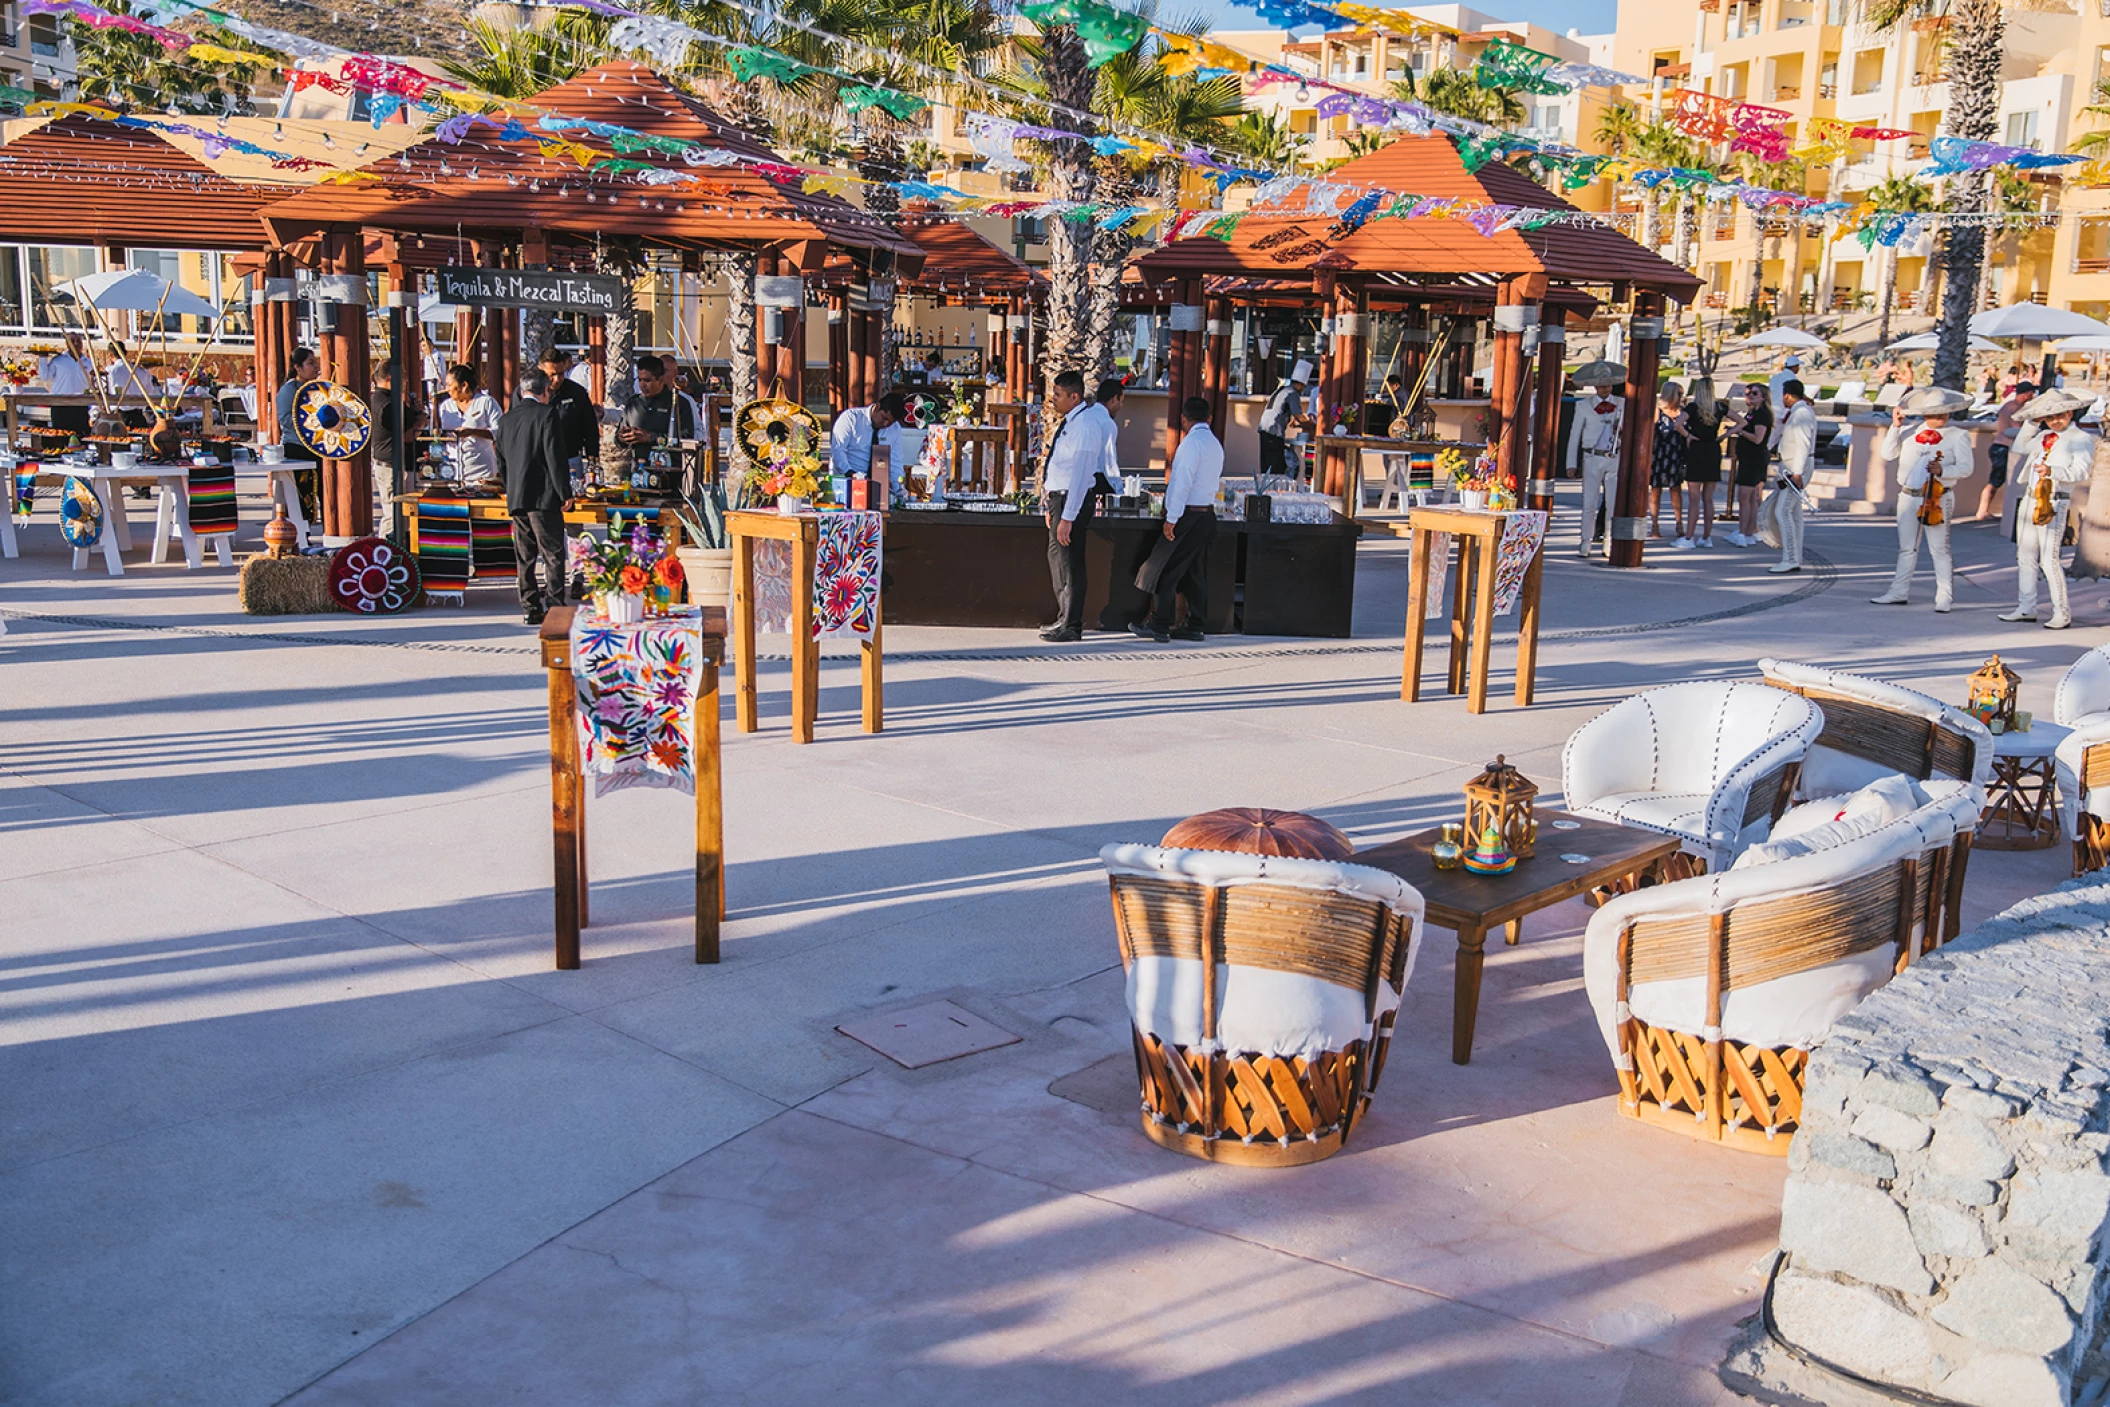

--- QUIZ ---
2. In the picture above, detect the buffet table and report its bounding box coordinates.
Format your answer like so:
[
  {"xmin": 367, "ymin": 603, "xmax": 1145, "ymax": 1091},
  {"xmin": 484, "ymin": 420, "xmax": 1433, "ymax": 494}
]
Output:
[{"xmin": 881, "ymin": 505, "xmax": 1361, "ymax": 637}]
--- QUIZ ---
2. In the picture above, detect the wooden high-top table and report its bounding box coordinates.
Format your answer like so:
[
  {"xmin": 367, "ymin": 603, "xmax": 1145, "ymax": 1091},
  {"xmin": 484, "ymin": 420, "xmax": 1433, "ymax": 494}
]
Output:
[
  {"xmin": 727, "ymin": 508, "xmax": 883, "ymax": 743},
  {"xmin": 1393, "ymin": 504, "xmax": 1544, "ymax": 714},
  {"xmin": 539, "ymin": 605, "xmax": 726, "ymax": 969}
]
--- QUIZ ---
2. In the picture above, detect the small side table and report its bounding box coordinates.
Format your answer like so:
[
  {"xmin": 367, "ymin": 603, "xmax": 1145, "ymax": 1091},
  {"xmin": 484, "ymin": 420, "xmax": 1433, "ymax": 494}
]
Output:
[{"xmin": 1979, "ymin": 721, "xmax": 2068, "ymax": 851}]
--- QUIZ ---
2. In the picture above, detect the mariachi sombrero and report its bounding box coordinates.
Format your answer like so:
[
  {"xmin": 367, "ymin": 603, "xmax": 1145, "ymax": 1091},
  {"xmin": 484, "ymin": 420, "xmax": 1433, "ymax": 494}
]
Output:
[
  {"xmin": 291, "ymin": 379, "xmax": 372, "ymax": 461},
  {"xmin": 735, "ymin": 396, "xmax": 818, "ymax": 468},
  {"xmin": 59, "ymin": 475, "xmax": 100, "ymax": 548}
]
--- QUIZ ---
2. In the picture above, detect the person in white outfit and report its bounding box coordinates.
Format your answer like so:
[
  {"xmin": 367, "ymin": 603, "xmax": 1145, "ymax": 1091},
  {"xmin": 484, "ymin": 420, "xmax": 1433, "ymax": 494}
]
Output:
[
  {"xmin": 1565, "ymin": 360, "xmax": 1626, "ymax": 557},
  {"xmin": 2000, "ymin": 388, "xmax": 2095, "ymax": 629},
  {"xmin": 1768, "ymin": 379, "xmax": 1817, "ymax": 574},
  {"xmin": 1871, "ymin": 385, "xmax": 1973, "ymax": 612}
]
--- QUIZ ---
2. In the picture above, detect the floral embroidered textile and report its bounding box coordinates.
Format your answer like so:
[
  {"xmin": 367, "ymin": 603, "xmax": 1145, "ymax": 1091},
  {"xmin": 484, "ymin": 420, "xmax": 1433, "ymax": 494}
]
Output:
[
  {"xmin": 1490, "ymin": 510, "xmax": 1548, "ymax": 617},
  {"xmin": 814, "ymin": 511, "xmax": 882, "ymax": 641},
  {"xmin": 572, "ymin": 607, "xmax": 706, "ymax": 798}
]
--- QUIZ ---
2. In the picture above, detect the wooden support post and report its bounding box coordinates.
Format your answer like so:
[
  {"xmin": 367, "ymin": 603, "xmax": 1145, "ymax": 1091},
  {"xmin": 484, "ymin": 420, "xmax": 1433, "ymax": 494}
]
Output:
[
  {"xmin": 586, "ymin": 315, "xmax": 607, "ymax": 404},
  {"xmin": 1529, "ymin": 310, "xmax": 1566, "ymax": 511},
  {"xmin": 318, "ymin": 225, "xmax": 373, "ymax": 538},
  {"xmin": 1400, "ymin": 304, "xmax": 1429, "ymax": 407},
  {"xmin": 547, "ymin": 628, "xmax": 583, "ymax": 971},
  {"xmin": 1328, "ymin": 280, "xmax": 1369, "ymax": 499},
  {"xmin": 827, "ymin": 293, "xmax": 848, "ymax": 417},
  {"xmin": 694, "ymin": 649, "xmax": 723, "ymax": 962},
  {"xmin": 790, "ymin": 525, "xmax": 816, "ymax": 745},
  {"xmin": 1205, "ymin": 295, "xmax": 1233, "ymax": 436},
  {"xmin": 1164, "ymin": 280, "xmax": 1196, "ymax": 464},
  {"xmin": 1611, "ymin": 292, "xmax": 1665, "ymax": 569},
  {"xmin": 1490, "ymin": 275, "xmax": 1543, "ymax": 498}
]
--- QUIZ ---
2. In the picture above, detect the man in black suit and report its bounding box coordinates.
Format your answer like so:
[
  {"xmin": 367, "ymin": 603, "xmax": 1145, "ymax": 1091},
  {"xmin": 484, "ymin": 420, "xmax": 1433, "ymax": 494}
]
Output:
[
  {"xmin": 538, "ymin": 346, "xmax": 598, "ymax": 471},
  {"xmin": 498, "ymin": 367, "xmax": 570, "ymax": 625}
]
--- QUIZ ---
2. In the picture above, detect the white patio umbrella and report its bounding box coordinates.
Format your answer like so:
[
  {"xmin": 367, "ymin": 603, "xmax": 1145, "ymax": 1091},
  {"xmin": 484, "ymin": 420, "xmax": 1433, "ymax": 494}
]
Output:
[
  {"xmin": 1888, "ymin": 331, "xmax": 2000, "ymax": 353},
  {"xmin": 417, "ymin": 291, "xmax": 465, "ymax": 326},
  {"xmin": 62, "ymin": 268, "xmax": 219, "ymax": 320},
  {"xmin": 2056, "ymin": 335, "xmax": 2110, "ymax": 352},
  {"xmin": 1738, "ymin": 327, "xmax": 1828, "ymax": 351},
  {"xmin": 1968, "ymin": 302, "xmax": 2110, "ymax": 340}
]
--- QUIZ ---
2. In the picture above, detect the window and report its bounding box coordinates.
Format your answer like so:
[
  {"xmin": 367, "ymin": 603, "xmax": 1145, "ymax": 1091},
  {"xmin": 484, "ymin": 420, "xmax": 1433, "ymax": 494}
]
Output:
[
  {"xmin": 1353, "ymin": 53, "xmax": 1368, "ymax": 75},
  {"xmin": 2005, "ymin": 110, "xmax": 2040, "ymax": 150},
  {"xmin": 1532, "ymin": 104, "xmax": 1561, "ymax": 131},
  {"xmin": 23, "ymin": 246, "xmax": 95, "ymax": 331},
  {"xmin": 1852, "ymin": 49, "xmax": 1885, "ymax": 95}
]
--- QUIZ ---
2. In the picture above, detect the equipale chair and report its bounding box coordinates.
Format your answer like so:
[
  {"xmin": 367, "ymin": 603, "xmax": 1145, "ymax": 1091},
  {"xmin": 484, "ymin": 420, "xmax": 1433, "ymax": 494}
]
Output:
[
  {"xmin": 1561, "ymin": 681, "xmax": 1825, "ymax": 875},
  {"xmin": 2054, "ymin": 644, "xmax": 2110, "ymax": 874},
  {"xmin": 1101, "ymin": 844, "xmax": 1423, "ymax": 1167},
  {"xmin": 1757, "ymin": 658, "xmax": 1993, "ymax": 799},
  {"xmin": 1583, "ymin": 776, "xmax": 1981, "ymax": 1153}
]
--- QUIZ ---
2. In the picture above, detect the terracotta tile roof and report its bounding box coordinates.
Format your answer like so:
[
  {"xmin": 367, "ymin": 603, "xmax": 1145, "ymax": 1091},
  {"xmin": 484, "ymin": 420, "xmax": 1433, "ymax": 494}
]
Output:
[
  {"xmin": 0, "ymin": 115, "xmax": 284, "ymax": 249},
  {"xmin": 1135, "ymin": 135, "xmax": 1701, "ymax": 301},
  {"xmin": 257, "ymin": 62, "xmax": 922, "ymax": 269}
]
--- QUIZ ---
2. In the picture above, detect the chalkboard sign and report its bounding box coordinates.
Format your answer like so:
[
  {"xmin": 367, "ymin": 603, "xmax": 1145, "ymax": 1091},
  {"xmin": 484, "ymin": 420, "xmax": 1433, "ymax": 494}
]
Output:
[{"xmin": 434, "ymin": 267, "xmax": 625, "ymax": 314}]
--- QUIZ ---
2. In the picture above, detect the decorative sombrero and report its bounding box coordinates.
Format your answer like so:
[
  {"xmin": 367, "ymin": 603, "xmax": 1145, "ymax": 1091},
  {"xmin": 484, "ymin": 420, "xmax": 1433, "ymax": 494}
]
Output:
[
  {"xmin": 59, "ymin": 475, "xmax": 100, "ymax": 548},
  {"xmin": 1899, "ymin": 386, "xmax": 1974, "ymax": 417},
  {"xmin": 327, "ymin": 535, "xmax": 420, "ymax": 614},
  {"xmin": 736, "ymin": 396, "xmax": 818, "ymax": 469},
  {"xmin": 1569, "ymin": 360, "xmax": 1627, "ymax": 388},
  {"xmin": 2022, "ymin": 388, "xmax": 2091, "ymax": 421},
  {"xmin": 291, "ymin": 379, "xmax": 372, "ymax": 461}
]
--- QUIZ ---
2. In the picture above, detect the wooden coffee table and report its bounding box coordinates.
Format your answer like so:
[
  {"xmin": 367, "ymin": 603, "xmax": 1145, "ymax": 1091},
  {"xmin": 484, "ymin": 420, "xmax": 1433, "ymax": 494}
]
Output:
[{"xmin": 1354, "ymin": 812, "xmax": 1684, "ymax": 1065}]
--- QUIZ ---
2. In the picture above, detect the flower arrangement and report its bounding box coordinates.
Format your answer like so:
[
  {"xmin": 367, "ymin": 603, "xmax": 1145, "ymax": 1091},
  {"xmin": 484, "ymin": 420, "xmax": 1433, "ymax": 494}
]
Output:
[
  {"xmin": 569, "ymin": 521, "xmax": 673, "ymax": 611},
  {"xmin": 948, "ymin": 382, "xmax": 977, "ymax": 426},
  {"xmin": 0, "ymin": 354, "xmax": 38, "ymax": 388},
  {"xmin": 736, "ymin": 396, "xmax": 826, "ymax": 506}
]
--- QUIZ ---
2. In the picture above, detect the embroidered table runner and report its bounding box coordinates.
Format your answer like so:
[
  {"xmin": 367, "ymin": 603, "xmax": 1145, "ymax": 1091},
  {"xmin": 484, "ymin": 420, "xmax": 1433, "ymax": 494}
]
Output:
[
  {"xmin": 749, "ymin": 511, "xmax": 884, "ymax": 642},
  {"xmin": 571, "ymin": 606, "xmax": 705, "ymax": 797},
  {"xmin": 1490, "ymin": 509, "xmax": 1548, "ymax": 617}
]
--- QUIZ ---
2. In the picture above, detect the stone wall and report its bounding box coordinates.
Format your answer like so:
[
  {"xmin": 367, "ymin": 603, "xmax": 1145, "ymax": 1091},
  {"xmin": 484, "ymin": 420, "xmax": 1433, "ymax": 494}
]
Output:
[{"xmin": 1758, "ymin": 875, "xmax": 2110, "ymax": 1407}]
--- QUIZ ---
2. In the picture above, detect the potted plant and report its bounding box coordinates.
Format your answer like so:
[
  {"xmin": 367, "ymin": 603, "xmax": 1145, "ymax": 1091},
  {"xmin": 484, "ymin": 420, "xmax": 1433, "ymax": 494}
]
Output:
[
  {"xmin": 673, "ymin": 483, "xmax": 733, "ymax": 612},
  {"xmin": 569, "ymin": 521, "xmax": 675, "ymax": 624}
]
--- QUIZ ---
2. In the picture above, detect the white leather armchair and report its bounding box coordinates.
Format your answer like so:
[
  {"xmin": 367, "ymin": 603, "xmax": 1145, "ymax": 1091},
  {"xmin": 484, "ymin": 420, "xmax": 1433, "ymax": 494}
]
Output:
[
  {"xmin": 1561, "ymin": 681, "xmax": 1825, "ymax": 872},
  {"xmin": 2054, "ymin": 644, "xmax": 2110, "ymax": 873},
  {"xmin": 1582, "ymin": 777, "xmax": 1980, "ymax": 1153},
  {"xmin": 1758, "ymin": 658, "xmax": 1993, "ymax": 797},
  {"xmin": 1102, "ymin": 844, "xmax": 1424, "ymax": 1166}
]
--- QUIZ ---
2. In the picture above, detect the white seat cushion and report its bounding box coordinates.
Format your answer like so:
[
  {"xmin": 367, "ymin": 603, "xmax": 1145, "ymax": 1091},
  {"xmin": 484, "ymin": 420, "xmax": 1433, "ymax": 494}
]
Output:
[
  {"xmin": 1579, "ymin": 791, "xmax": 1712, "ymax": 839},
  {"xmin": 1624, "ymin": 948, "xmax": 1899, "ymax": 1050},
  {"xmin": 1127, "ymin": 956, "xmax": 1400, "ymax": 1061}
]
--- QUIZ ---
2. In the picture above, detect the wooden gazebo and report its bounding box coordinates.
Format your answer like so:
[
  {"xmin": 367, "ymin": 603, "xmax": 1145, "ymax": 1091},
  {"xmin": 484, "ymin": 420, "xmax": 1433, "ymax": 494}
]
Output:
[
  {"xmin": 1134, "ymin": 136, "xmax": 1700, "ymax": 566},
  {"xmin": 256, "ymin": 61, "xmax": 924, "ymax": 534}
]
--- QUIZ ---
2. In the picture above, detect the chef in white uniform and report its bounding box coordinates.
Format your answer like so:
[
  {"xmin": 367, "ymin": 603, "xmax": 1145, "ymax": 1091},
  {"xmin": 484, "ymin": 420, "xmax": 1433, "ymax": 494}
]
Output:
[
  {"xmin": 1564, "ymin": 360, "xmax": 1626, "ymax": 556},
  {"xmin": 2000, "ymin": 388, "xmax": 2095, "ymax": 630},
  {"xmin": 1870, "ymin": 386, "xmax": 1973, "ymax": 613}
]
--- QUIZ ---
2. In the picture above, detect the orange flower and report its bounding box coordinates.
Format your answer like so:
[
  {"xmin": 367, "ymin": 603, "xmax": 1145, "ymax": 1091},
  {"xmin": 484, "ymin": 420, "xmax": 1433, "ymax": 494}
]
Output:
[
  {"xmin": 654, "ymin": 556, "xmax": 685, "ymax": 588},
  {"xmin": 618, "ymin": 564, "xmax": 649, "ymax": 594}
]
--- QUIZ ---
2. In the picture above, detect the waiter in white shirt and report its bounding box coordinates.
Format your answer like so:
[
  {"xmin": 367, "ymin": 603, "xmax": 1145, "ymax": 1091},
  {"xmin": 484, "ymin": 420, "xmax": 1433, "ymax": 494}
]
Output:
[
  {"xmin": 1768, "ymin": 378, "xmax": 1818, "ymax": 574},
  {"xmin": 1871, "ymin": 386, "xmax": 1972, "ymax": 612},
  {"xmin": 1041, "ymin": 369, "xmax": 1113, "ymax": 642},
  {"xmin": 2000, "ymin": 388, "xmax": 2095, "ymax": 629},
  {"xmin": 829, "ymin": 391, "xmax": 905, "ymax": 499},
  {"xmin": 1132, "ymin": 395, "xmax": 1223, "ymax": 643},
  {"xmin": 1084, "ymin": 377, "xmax": 1125, "ymax": 496},
  {"xmin": 40, "ymin": 330, "xmax": 92, "ymax": 434}
]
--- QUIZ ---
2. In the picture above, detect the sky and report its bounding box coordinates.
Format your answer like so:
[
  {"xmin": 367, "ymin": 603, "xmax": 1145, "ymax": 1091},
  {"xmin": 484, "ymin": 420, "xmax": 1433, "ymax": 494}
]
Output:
[{"xmin": 1185, "ymin": 0, "xmax": 1621, "ymax": 40}]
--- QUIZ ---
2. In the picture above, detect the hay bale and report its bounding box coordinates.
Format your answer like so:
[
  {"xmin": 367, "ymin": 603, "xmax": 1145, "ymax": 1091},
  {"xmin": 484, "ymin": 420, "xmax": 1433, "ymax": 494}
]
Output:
[{"xmin": 239, "ymin": 553, "xmax": 335, "ymax": 614}]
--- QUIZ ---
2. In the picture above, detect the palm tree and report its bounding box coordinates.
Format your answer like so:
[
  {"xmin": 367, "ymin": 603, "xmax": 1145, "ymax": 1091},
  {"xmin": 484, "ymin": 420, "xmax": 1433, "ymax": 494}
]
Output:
[
  {"xmin": 1391, "ymin": 68, "xmax": 1525, "ymax": 127},
  {"xmin": 70, "ymin": 2, "xmax": 264, "ymax": 110},
  {"xmin": 1226, "ymin": 110, "xmax": 1301, "ymax": 167},
  {"xmin": 1866, "ymin": 0, "xmax": 2003, "ymax": 389},
  {"xmin": 1868, "ymin": 175, "xmax": 1935, "ymax": 345},
  {"xmin": 1082, "ymin": 32, "xmax": 1243, "ymax": 375},
  {"xmin": 1009, "ymin": 23, "xmax": 1099, "ymax": 393},
  {"xmin": 2073, "ymin": 74, "xmax": 2110, "ymax": 154},
  {"xmin": 442, "ymin": 18, "xmax": 588, "ymax": 96}
]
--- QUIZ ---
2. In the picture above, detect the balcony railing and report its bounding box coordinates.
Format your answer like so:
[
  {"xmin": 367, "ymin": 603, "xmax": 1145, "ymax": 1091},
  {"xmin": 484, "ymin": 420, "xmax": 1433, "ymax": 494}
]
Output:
[
  {"xmin": 2074, "ymin": 257, "xmax": 2110, "ymax": 274},
  {"xmin": 1819, "ymin": 82, "xmax": 1837, "ymax": 98},
  {"xmin": 1775, "ymin": 85, "xmax": 1801, "ymax": 100}
]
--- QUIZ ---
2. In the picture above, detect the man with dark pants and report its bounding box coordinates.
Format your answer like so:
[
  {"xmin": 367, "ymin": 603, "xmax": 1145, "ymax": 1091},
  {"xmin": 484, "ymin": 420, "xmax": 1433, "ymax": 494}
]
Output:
[
  {"xmin": 1132, "ymin": 396, "xmax": 1223, "ymax": 643},
  {"xmin": 497, "ymin": 367, "xmax": 569, "ymax": 626},
  {"xmin": 1041, "ymin": 369, "xmax": 1112, "ymax": 642},
  {"xmin": 1258, "ymin": 359, "xmax": 1311, "ymax": 480},
  {"xmin": 276, "ymin": 345, "xmax": 323, "ymax": 525}
]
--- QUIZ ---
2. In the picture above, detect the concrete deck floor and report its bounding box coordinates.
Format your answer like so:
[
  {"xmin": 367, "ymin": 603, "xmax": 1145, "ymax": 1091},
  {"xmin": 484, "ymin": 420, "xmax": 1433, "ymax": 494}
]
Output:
[{"xmin": 0, "ymin": 487, "xmax": 2087, "ymax": 1406}]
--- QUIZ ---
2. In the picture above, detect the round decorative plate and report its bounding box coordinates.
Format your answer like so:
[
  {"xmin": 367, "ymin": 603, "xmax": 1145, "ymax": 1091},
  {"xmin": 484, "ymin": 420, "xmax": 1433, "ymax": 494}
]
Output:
[
  {"xmin": 327, "ymin": 535, "xmax": 419, "ymax": 613},
  {"xmin": 1161, "ymin": 807, "xmax": 1356, "ymax": 861},
  {"xmin": 291, "ymin": 379, "xmax": 372, "ymax": 461},
  {"xmin": 59, "ymin": 476, "xmax": 101, "ymax": 548}
]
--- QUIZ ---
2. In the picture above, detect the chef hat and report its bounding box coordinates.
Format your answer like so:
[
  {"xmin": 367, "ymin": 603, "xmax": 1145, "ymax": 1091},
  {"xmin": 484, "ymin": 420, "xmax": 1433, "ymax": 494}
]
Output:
[{"xmin": 1291, "ymin": 359, "xmax": 1313, "ymax": 383}]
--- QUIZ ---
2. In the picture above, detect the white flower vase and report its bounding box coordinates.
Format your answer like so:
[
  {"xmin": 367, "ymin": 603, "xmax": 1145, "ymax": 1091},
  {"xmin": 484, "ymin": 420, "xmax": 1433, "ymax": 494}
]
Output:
[
  {"xmin": 602, "ymin": 590, "xmax": 645, "ymax": 625},
  {"xmin": 777, "ymin": 494, "xmax": 811, "ymax": 516},
  {"xmin": 1459, "ymin": 489, "xmax": 1487, "ymax": 512}
]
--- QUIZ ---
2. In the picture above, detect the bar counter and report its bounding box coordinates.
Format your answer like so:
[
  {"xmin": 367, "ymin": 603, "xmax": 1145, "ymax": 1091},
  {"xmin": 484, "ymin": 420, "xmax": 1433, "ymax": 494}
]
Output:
[{"xmin": 881, "ymin": 506, "xmax": 1362, "ymax": 637}]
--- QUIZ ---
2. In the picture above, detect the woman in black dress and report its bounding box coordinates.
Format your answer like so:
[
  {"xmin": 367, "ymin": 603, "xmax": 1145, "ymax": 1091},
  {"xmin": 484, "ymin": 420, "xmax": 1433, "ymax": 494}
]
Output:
[
  {"xmin": 1730, "ymin": 384, "xmax": 1774, "ymax": 547},
  {"xmin": 1679, "ymin": 378, "xmax": 1723, "ymax": 547},
  {"xmin": 1651, "ymin": 382, "xmax": 1690, "ymax": 538}
]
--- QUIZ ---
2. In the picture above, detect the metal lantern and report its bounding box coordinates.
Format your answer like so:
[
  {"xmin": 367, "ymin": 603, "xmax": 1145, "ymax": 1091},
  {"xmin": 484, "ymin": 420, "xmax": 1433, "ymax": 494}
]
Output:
[
  {"xmin": 1967, "ymin": 655, "xmax": 2021, "ymax": 735},
  {"xmin": 1465, "ymin": 754, "xmax": 1538, "ymax": 860}
]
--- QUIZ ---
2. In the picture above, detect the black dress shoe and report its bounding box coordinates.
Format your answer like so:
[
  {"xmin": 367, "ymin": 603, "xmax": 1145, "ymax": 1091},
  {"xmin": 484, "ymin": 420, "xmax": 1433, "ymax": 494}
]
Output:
[
  {"xmin": 1039, "ymin": 625, "xmax": 1081, "ymax": 642},
  {"xmin": 1129, "ymin": 621, "xmax": 1170, "ymax": 643},
  {"xmin": 1169, "ymin": 626, "xmax": 1205, "ymax": 642},
  {"xmin": 524, "ymin": 608, "xmax": 548, "ymax": 626}
]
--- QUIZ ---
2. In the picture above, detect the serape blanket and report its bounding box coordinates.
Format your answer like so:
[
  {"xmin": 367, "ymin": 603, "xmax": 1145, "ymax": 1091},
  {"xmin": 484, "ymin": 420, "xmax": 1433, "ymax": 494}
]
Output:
[
  {"xmin": 471, "ymin": 513, "xmax": 515, "ymax": 581},
  {"xmin": 1490, "ymin": 510, "xmax": 1548, "ymax": 617},
  {"xmin": 571, "ymin": 606, "xmax": 705, "ymax": 798},
  {"xmin": 415, "ymin": 493, "xmax": 471, "ymax": 600},
  {"xmin": 187, "ymin": 461, "xmax": 237, "ymax": 535}
]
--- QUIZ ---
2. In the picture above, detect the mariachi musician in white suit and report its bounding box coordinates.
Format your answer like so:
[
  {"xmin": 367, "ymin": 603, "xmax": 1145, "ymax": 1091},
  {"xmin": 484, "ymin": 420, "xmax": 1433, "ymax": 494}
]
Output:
[
  {"xmin": 1870, "ymin": 385, "xmax": 1973, "ymax": 614},
  {"xmin": 2000, "ymin": 388, "xmax": 2095, "ymax": 631},
  {"xmin": 1564, "ymin": 360, "xmax": 1626, "ymax": 557}
]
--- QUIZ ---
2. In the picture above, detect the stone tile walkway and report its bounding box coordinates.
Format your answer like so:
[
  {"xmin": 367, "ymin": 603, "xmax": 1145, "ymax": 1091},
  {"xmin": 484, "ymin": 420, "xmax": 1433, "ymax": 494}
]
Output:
[{"xmin": 0, "ymin": 490, "xmax": 2085, "ymax": 1405}]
